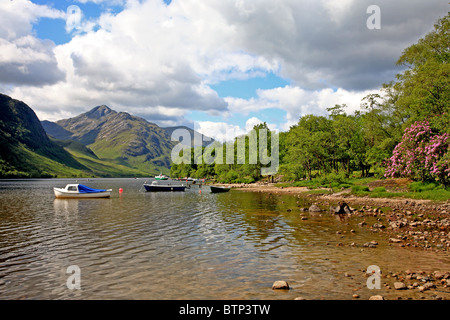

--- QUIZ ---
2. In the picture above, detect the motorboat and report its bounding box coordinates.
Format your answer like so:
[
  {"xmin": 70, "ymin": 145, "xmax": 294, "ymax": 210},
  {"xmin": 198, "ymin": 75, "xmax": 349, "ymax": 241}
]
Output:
[
  {"xmin": 155, "ymin": 174, "xmax": 169, "ymax": 180},
  {"xmin": 143, "ymin": 181, "xmax": 186, "ymax": 192},
  {"xmin": 54, "ymin": 184, "xmax": 112, "ymax": 199}
]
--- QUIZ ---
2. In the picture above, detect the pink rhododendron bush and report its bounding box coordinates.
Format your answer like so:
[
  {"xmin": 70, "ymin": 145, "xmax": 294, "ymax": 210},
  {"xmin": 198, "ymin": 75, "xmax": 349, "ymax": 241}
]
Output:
[{"xmin": 385, "ymin": 121, "xmax": 450, "ymax": 186}]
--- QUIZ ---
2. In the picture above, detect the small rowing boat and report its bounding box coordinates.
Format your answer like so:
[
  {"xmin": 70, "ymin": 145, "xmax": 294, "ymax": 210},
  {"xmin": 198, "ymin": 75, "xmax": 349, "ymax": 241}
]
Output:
[
  {"xmin": 54, "ymin": 184, "xmax": 112, "ymax": 199},
  {"xmin": 210, "ymin": 186, "xmax": 231, "ymax": 193}
]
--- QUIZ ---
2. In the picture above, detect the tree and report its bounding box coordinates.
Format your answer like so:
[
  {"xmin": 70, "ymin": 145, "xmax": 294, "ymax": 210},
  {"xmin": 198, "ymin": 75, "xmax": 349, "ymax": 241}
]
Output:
[{"xmin": 394, "ymin": 13, "xmax": 449, "ymax": 132}]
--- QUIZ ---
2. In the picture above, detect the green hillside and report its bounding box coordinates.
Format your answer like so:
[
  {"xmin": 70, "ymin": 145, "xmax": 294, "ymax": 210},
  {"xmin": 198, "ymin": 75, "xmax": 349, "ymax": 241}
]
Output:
[
  {"xmin": 43, "ymin": 105, "xmax": 174, "ymax": 176},
  {"xmin": 0, "ymin": 94, "xmax": 91, "ymax": 178}
]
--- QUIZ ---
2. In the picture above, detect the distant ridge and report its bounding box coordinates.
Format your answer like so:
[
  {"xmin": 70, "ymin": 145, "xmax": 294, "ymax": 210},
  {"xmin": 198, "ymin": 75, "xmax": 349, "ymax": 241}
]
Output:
[
  {"xmin": 42, "ymin": 105, "xmax": 214, "ymax": 175},
  {"xmin": 0, "ymin": 93, "xmax": 88, "ymax": 178}
]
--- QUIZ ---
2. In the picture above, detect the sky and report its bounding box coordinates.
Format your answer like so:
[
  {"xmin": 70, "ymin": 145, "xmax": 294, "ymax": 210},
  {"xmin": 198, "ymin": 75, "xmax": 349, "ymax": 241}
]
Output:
[{"xmin": 0, "ymin": 0, "xmax": 447, "ymax": 142}]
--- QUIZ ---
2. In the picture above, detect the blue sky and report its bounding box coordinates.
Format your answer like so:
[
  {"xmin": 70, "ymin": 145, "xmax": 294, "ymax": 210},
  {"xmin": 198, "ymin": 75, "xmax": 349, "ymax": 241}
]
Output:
[
  {"xmin": 32, "ymin": 0, "xmax": 122, "ymax": 44},
  {"xmin": 0, "ymin": 0, "xmax": 446, "ymax": 141}
]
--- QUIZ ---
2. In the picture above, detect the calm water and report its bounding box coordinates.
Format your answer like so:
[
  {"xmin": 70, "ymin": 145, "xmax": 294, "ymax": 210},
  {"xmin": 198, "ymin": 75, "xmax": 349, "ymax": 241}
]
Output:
[{"xmin": 0, "ymin": 179, "xmax": 448, "ymax": 300}]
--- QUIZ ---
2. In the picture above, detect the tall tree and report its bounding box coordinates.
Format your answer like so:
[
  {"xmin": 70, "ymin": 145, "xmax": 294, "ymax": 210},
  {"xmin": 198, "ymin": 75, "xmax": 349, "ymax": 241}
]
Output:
[{"xmin": 394, "ymin": 13, "xmax": 449, "ymax": 132}]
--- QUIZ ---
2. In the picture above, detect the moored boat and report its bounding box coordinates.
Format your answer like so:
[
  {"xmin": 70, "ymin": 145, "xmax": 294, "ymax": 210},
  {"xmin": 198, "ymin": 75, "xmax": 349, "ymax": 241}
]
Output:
[
  {"xmin": 155, "ymin": 174, "xmax": 169, "ymax": 180},
  {"xmin": 54, "ymin": 184, "xmax": 112, "ymax": 199},
  {"xmin": 210, "ymin": 186, "xmax": 231, "ymax": 193},
  {"xmin": 144, "ymin": 182, "xmax": 186, "ymax": 192}
]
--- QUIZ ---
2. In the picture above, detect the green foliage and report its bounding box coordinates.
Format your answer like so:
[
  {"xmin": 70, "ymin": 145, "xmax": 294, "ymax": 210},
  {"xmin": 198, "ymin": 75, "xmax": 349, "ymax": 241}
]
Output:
[
  {"xmin": 408, "ymin": 181, "xmax": 444, "ymax": 192},
  {"xmin": 395, "ymin": 13, "xmax": 449, "ymax": 129},
  {"xmin": 171, "ymin": 122, "xmax": 273, "ymax": 184},
  {"xmin": 351, "ymin": 185, "xmax": 370, "ymax": 193},
  {"xmin": 372, "ymin": 187, "xmax": 387, "ymax": 193}
]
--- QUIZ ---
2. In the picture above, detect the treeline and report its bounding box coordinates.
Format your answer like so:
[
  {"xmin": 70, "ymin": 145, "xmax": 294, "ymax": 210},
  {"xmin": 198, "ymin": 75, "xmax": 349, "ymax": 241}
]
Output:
[
  {"xmin": 171, "ymin": 14, "xmax": 449, "ymax": 185},
  {"xmin": 171, "ymin": 123, "xmax": 273, "ymax": 184}
]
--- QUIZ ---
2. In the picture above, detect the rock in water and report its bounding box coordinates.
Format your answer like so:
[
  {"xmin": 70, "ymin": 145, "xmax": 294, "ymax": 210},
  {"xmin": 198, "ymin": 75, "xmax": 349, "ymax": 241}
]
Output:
[
  {"xmin": 272, "ymin": 281, "xmax": 290, "ymax": 290},
  {"xmin": 334, "ymin": 202, "xmax": 352, "ymax": 214}
]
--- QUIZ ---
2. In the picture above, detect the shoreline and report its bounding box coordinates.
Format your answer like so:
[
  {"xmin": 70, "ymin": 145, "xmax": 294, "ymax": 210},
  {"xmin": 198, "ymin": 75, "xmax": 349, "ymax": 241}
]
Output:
[
  {"xmin": 219, "ymin": 182, "xmax": 448, "ymax": 204},
  {"xmin": 220, "ymin": 183, "xmax": 450, "ymax": 250},
  {"xmin": 218, "ymin": 182, "xmax": 450, "ymax": 300}
]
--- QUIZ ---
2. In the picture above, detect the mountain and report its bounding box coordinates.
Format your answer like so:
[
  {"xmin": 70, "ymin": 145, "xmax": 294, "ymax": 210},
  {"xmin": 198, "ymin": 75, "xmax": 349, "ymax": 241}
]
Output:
[
  {"xmin": 0, "ymin": 93, "xmax": 89, "ymax": 178},
  {"xmin": 0, "ymin": 92, "xmax": 213, "ymax": 178},
  {"xmin": 42, "ymin": 105, "xmax": 213, "ymax": 175}
]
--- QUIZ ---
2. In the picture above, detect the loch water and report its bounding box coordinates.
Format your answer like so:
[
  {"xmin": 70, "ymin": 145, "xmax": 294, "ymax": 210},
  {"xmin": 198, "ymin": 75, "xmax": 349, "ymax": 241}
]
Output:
[{"xmin": 0, "ymin": 179, "xmax": 448, "ymax": 300}]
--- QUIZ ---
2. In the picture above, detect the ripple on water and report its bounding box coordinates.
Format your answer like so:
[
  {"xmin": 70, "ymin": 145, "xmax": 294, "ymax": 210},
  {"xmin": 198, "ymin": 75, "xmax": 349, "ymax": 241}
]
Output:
[{"xmin": 0, "ymin": 179, "xmax": 449, "ymax": 300}]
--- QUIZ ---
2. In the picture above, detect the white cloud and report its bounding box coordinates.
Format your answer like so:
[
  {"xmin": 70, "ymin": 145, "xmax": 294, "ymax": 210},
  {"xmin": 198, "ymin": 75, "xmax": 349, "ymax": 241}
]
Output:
[
  {"xmin": 225, "ymin": 85, "xmax": 379, "ymax": 131},
  {"xmin": 75, "ymin": 0, "xmax": 126, "ymax": 4},
  {"xmin": 1, "ymin": 0, "xmax": 446, "ymax": 130},
  {"xmin": 0, "ymin": 0, "xmax": 64, "ymax": 40},
  {"xmin": 194, "ymin": 121, "xmax": 247, "ymax": 143},
  {"xmin": 0, "ymin": 0, "xmax": 66, "ymax": 86},
  {"xmin": 194, "ymin": 116, "xmax": 279, "ymax": 143}
]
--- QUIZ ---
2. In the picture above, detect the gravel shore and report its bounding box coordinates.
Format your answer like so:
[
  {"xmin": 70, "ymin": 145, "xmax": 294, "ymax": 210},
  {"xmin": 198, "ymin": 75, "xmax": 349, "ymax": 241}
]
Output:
[{"xmin": 223, "ymin": 182, "xmax": 450, "ymax": 300}]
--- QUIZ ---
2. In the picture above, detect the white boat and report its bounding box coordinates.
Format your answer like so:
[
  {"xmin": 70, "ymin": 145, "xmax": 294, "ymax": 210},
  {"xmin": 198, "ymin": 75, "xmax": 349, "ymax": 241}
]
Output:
[
  {"xmin": 155, "ymin": 174, "xmax": 169, "ymax": 180},
  {"xmin": 54, "ymin": 184, "xmax": 112, "ymax": 199}
]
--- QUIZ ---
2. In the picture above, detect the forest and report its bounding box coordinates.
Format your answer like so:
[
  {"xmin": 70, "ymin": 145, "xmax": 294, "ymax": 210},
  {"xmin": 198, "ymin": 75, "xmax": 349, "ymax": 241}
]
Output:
[{"xmin": 171, "ymin": 13, "xmax": 449, "ymax": 188}]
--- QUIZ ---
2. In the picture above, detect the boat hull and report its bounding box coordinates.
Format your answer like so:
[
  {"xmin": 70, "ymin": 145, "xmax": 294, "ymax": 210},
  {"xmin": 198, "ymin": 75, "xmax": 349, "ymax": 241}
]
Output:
[
  {"xmin": 210, "ymin": 186, "xmax": 231, "ymax": 193},
  {"xmin": 143, "ymin": 184, "xmax": 186, "ymax": 192},
  {"xmin": 54, "ymin": 188, "xmax": 112, "ymax": 199}
]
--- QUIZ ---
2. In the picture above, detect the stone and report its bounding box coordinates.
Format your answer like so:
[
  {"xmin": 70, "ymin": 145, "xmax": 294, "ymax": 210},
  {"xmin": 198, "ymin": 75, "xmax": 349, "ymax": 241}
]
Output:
[
  {"xmin": 389, "ymin": 238, "xmax": 402, "ymax": 243},
  {"xmin": 333, "ymin": 202, "xmax": 352, "ymax": 214},
  {"xmin": 418, "ymin": 282, "xmax": 435, "ymax": 292},
  {"xmin": 369, "ymin": 295, "xmax": 385, "ymax": 300},
  {"xmin": 363, "ymin": 242, "xmax": 378, "ymax": 248},
  {"xmin": 394, "ymin": 282, "xmax": 407, "ymax": 290},
  {"xmin": 309, "ymin": 204, "xmax": 322, "ymax": 212},
  {"xmin": 272, "ymin": 281, "xmax": 289, "ymax": 290}
]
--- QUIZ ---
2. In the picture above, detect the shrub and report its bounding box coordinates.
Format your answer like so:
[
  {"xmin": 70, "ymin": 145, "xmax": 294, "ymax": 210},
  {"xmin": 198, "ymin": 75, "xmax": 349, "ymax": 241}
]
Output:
[
  {"xmin": 351, "ymin": 185, "xmax": 370, "ymax": 192},
  {"xmin": 385, "ymin": 121, "xmax": 449, "ymax": 186}
]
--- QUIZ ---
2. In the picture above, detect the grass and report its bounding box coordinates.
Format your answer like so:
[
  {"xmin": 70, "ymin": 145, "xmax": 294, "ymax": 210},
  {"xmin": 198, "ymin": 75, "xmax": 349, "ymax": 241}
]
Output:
[
  {"xmin": 349, "ymin": 181, "xmax": 449, "ymax": 201},
  {"xmin": 276, "ymin": 174, "xmax": 450, "ymax": 201},
  {"xmin": 17, "ymin": 145, "xmax": 88, "ymax": 178},
  {"xmin": 67, "ymin": 149, "xmax": 151, "ymax": 178}
]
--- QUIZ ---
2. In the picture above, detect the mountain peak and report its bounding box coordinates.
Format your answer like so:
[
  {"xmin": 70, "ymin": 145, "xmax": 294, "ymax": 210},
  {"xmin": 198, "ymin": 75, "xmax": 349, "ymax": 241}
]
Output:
[{"xmin": 86, "ymin": 105, "xmax": 116, "ymax": 119}]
